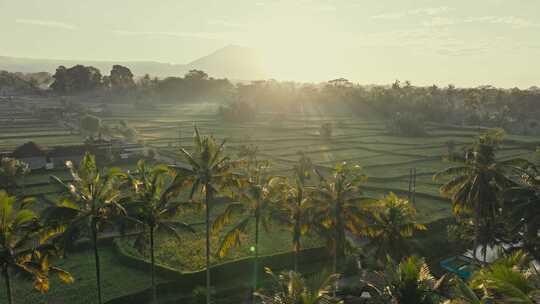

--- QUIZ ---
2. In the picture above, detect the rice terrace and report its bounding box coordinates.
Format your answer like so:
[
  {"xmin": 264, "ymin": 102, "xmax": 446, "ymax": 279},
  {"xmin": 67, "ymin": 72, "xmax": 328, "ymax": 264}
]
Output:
[
  {"xmin": 1, "ymin": 94, "xmax": 539, "ymax": 303},
  {"xmin": 2, "ymin": 1, "xmax": 540, "ymax": 304}
]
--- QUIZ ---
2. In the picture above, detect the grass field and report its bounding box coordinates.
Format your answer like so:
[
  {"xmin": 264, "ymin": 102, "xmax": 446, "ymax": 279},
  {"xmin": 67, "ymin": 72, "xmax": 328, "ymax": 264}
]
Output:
[{"xmin": 0, "ymin": 245, "xmax": 168, "ymax": 304}]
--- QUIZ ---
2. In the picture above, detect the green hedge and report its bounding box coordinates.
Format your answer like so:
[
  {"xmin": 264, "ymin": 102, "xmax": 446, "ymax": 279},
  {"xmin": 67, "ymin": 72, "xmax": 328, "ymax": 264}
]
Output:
[{"xmin": 107, "ymin": 239, "xmax": 329, "ymax": 304}]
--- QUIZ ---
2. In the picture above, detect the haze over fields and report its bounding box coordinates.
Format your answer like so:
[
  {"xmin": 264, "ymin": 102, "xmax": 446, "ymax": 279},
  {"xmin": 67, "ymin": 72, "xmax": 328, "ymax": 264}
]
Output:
[
  {"xmin": 0, "ymin": 45, "xmax": 267, "ymax": 80},
  {"xmin": 2, "ymin": 1, "xmax": 540, "ymax": 304},
  {"xmin": 1, "ymin": 0, "xmax": 540, "ymax": 87}
]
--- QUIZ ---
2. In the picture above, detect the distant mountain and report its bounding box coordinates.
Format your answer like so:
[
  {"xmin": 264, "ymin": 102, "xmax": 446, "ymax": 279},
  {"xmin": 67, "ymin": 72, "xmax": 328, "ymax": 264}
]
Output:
[
  {"xmin": 0, "ymin": 45, "xmax": 268, "ymax": 81},
  {"xmin": 185, "ymin": 45, "xmax": 267, "ymax": 80}
]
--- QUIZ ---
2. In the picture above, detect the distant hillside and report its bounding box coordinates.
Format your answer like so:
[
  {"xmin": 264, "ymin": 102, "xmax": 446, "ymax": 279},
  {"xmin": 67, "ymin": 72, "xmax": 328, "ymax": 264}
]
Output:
[
  {"xmin": 0, "ymin": 45, "xmax": 268, "ymax": 80},
  {"xmin": 185, "ymin": 45, "xmax": 267, "ymax": 80}
]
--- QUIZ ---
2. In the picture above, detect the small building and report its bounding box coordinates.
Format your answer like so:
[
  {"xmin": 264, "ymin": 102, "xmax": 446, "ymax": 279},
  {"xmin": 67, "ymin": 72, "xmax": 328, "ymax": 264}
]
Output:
[
  {"xmin": 119, "ymin": 143, "xmax": 146, "ymax": 159},
  {"xmin": 48, "ymin": 145, "xmax": 88, "ymax": 169},
  {"xmin": 12, "ymin": 141, "xmax": 47, "ymax": 170},
  {"xmin": 0, "ymin": 86, "xmax": 16, "ymax": 97}
]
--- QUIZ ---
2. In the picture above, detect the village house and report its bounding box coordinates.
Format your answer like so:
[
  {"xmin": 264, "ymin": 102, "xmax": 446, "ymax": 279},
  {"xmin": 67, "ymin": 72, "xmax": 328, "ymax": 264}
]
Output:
[
  {"xmin": 11, "ymin": 141, "xmax": 48, "ymax": 170},
  {"xmin": 0, "ymin": 85, "xmax": 16, "ymax": 97},
  {"xmin": 48, "ymin": 145, "xmax": 88, "ymax": 169},
  {"xmin": 118, "ymin": 143, "xmax": 146, "ymax": 160},
  {"xmin": 3, "ymin": 140, "xmax": 148, "ymax": 170}
]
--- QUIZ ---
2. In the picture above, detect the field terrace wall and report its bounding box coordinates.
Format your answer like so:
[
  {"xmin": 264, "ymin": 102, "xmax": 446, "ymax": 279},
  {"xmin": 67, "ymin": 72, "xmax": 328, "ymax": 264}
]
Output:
[
  {"xmin": 107, "ymin": 217, "xmax": 462, "ymax": 303},
  {"xmin": 107, "ymin": 239, "xmax": 329, "ymax": 304}
]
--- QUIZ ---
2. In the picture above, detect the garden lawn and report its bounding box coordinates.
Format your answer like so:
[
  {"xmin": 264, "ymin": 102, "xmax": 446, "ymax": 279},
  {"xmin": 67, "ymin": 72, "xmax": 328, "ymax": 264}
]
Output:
[{"xmin": 0, "ymin": 246, "xmax": 167, "ymax": 304}]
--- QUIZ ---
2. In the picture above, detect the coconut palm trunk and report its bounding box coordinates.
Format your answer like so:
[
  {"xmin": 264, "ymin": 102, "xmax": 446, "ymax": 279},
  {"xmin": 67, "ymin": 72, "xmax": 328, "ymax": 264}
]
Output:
[
  {"xmin": 293, "ymin": 188, "xmax": 302, "ymax": 273},
  {"xmin": 205, "ymin": 185, "xmax": 212, "ymax": 304},
  {"xmin": 3, "ymin": 265, "xmax": 13, "ymax": 304},
  {"xmin": 253, "ymin": 208, "xmax": 260, "ymax": 293},
  {"xmin": 150, "ymin": 225, "xmax": 157, "ymax": 303},
  {"xmin": 91, "ymin": 221, "xmax": 103, "ymax": 304},
  {"xmin": 473, "ymin": 206, "xmax": 480, "ymax": 263},
  {"xmin": 293, "ymin": 217, "xmax": 301, "ymax": 273},
  {"xmin": 334, "ymin": 200, "xmax": 344, "ymax": 274}
]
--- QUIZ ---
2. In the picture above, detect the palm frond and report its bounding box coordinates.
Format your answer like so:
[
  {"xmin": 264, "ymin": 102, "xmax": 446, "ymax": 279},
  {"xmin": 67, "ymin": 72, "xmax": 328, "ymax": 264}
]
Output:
[
  {"xmin": 433, "ymin": 166, "xmax": 472, "ymax": 181},
  {"xmin": 216, "ymin": 217, "xmax": 250, "ymax": 258}
]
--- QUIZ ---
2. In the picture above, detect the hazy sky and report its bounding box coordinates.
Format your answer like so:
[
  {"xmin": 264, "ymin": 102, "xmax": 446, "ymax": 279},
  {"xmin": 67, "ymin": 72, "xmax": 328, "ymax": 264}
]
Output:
[{"xmin": 1, "ymin": 0, "xmax": 539, "ymax": 87}]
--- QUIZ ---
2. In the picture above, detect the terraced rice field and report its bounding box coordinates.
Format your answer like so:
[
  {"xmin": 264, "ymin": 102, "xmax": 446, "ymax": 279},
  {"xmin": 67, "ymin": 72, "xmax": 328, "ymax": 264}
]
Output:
[
  {"xmin": 0, "ymin": 97, "xmax": 84, "ymax": 149},
  {"xmin": 2, "ymin": 98, "xmax": 539, "ymax": 303},
  {"xmin": 110, "ymin": 105, "xmax": 538, "ymax": 224},
  {"xmin": 5, "ymin": 99, "xmax": 538, "ymax": 224}
]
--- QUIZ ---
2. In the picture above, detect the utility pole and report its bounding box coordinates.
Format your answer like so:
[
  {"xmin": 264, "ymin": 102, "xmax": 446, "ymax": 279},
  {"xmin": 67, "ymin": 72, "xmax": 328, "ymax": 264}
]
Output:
[
  {"xmin": 177, "ymin": 122, "xmax": 182, "ymax": 147},
  {"xmin": 412, "ymin": 168, "xmax": 417, "ymax": 206},
  {"xmin": 408, "ymin": 168, "xmax": 417, "ymax": 206},
  {"xmin": 408, "ymin": 168, "xmax": 412, "ymax": 203}
]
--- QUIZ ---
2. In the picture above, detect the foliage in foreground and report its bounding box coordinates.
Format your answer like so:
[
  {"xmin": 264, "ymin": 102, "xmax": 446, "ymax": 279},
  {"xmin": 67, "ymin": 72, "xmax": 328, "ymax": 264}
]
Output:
[
  {"xmin": 0, "ymin": 190, "xmax": 73, "ymax": 304},
  {"xmin": 254, "ymin": 267, "xmax": 342, "ymax": 304}
]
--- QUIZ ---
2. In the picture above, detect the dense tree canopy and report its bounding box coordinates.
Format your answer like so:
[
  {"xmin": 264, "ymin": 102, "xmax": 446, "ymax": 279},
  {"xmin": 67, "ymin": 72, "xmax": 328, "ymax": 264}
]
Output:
[
  {"xmin": 109, "ymin": 65, "xmax": 135, "ymax": 90},
  {"xmin": 44, "ymin": 62, "xmax": 540, "ymax": 135},
  {"xmin": 51, "ymin": 65, "xmax": 102, "ymax": 93}
]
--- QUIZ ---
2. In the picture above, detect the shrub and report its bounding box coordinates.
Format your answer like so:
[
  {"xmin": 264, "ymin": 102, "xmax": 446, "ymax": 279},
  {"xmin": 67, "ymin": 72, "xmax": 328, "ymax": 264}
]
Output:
[
  {"xmin": 386, "ymin": 112, "xmax": 426, "ymax": 136},
  {"xmin": 218, "ymin": 101, "xmax": 256, "ymax": 122},
  {"xmin": 191, "ymin": 286, "xmax": 215, "ymax": 304},
  {"xmin": 80, "ymin": 114, "xmax": 101, "ymax": 135},
  {"xmin": 320, "ymin": 122, "xmax": 333, "ymax": 138},
  {"xmin": 342, "ymin": 255, "xmax": 359, "ymax": 276}
]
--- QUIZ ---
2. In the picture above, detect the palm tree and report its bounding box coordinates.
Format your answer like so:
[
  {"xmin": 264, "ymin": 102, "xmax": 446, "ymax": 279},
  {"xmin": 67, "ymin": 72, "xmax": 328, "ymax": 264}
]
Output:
[
  {"xmin": 363, "ymin": 192, "xmax": 426, "ymax": 260},
  {"xmin": 212, "ymin": 161, "xmax": 286, "ymax": 293},
  {"xmin": 0, "ymin": 157, "xmax": 30, "ymax": 195},
  {"xmin": 278, "ymin": 152, "xmax": 314, "ymax": 272},
  {"xmin": 434, "ymin": 129, "xmax": 519, "ymax": 262},
  {"xmin": 254, "ymin": 267, "xmax": 342, "ymax": 304},
  {"xmin": 506, "ymin": 162, "xmax": 540, "ymax": 260},
  {"xmin": 365, "ymin": 255, "xmax": 445, "ymax": 304},
  {"xmin": 0, "ymin": 190, "xmax": 73, "ymax": 304},
  {"xmin": 468, "ymin": 250, "xmax": 540, "ymax": 303},
  {"xmin": 168, "ymin": 127, "xmax": 235, "ymax": 304},
  {"xmin": 45, "ymin": 153, "xmax": 126, "ymax": 304},
  {"xmin": 126, "ymin": 160, "xmax": 194, "ymax": 303},
  {"xmin": 311, "ymin": 162, "xmax": 369, "ymax": 274}
]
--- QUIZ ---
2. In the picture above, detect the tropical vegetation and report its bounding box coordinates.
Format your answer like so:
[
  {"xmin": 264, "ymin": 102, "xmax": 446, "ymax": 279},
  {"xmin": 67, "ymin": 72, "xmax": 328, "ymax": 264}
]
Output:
[{"xmin": 1, "ymin": 127, "xmax": 540, "ymax": 304}]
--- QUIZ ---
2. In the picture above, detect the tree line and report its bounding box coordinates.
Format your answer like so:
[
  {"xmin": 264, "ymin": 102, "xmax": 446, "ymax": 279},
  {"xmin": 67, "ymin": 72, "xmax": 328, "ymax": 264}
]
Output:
[
  {"xmin": 44, "ymin": 63, "xmax": 540, "ymax": 135},
  {"xmin": 49, "ymin": 65, "xmax": 234, "ymax": 104}
]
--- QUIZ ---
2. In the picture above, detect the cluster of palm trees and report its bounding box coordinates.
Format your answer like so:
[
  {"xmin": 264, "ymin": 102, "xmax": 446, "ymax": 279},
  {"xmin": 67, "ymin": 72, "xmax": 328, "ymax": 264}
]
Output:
[
  {"xmin": 350, "ymin": 128, "xmax": 540, "ymax": 304},
  {"xmin": 246, "ymin": 129, "xmax": 540, "ymax": 304},
  {"xmin": 1, "ymin": 127, "xmax": 427, "ymax": 304},
  {"xmin": 255, "ymin": 249, "xmax": 540, "ymax": 304},
  {"xmin": 435, "ymin": 129, "xmax": 540, "ymax": 262}
]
